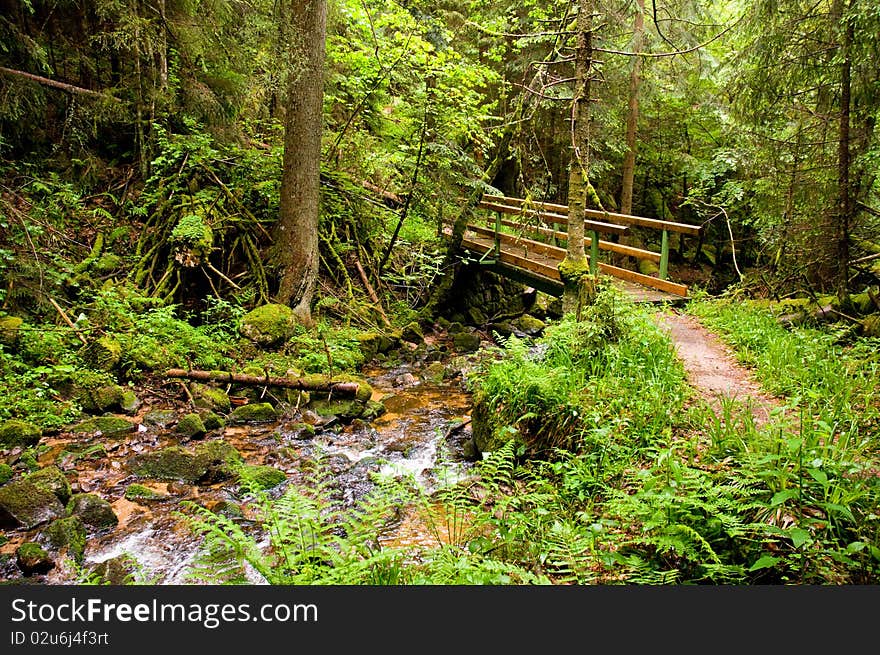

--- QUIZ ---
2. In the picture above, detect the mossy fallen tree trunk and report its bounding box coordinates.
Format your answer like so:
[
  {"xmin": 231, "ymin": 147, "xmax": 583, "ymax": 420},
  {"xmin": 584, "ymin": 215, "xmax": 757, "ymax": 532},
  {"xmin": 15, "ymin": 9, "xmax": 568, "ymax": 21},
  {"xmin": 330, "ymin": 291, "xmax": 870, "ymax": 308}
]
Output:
[{"xmin": 163, "ymin": 369, "xmax": 361, "ymax": 396}]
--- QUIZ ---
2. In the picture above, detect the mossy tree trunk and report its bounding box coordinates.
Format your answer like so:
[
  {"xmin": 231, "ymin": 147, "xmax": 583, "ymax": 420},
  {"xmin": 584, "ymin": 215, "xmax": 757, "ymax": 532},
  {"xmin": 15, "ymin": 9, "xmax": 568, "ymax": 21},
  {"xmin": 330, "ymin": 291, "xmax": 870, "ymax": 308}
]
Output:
[
  {"xmin": 273, "ymin": 0, "xmax": 328, "ymax": 325},
  {"xmin": 560, "ymin": 0, "xmax": 595, "ymax": 316}
]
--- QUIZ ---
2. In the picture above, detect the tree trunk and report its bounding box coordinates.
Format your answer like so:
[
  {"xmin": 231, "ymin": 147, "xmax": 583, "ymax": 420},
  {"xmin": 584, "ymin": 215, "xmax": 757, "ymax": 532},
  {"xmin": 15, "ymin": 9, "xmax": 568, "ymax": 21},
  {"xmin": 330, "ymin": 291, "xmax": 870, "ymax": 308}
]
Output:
[
  {"xmin": 619, "ymin": 0, "xmax": 644, "ymax": 216},
  {"xmin": 834, "ymin": 0, "xmax": 852, "ymax": 304},
  {"xmin": 273, "ymin": 0, "xmax": 328, "ymax": 325},
  {"xmin": 560, "ymin": 0, "xmax": 594, "ymax": 316}
]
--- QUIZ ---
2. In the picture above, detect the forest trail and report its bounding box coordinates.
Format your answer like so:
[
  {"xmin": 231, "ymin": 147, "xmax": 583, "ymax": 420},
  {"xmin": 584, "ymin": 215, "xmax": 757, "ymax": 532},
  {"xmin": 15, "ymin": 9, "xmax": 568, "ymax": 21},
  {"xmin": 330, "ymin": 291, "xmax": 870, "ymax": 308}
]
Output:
[{"xmin": 654, "ymin": 309, "xmax": 783, "ymax": 427}]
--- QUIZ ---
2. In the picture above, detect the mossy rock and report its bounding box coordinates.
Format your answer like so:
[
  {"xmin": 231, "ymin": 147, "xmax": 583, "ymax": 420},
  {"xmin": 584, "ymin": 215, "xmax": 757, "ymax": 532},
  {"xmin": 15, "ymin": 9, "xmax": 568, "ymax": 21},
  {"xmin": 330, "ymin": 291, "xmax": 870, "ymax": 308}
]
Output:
[
  {"xmin": 228, "ymin": 402, "xmax": 278, "ymax": 424},
  {"xmin": 0, "ymin": 479, "xmax": 65, "ymax": 529},
  {"xmin": 361, "ymin": 400, "xmax": 386, "ymax": 421},
  {"xmin": 123, "ymin": 484, "xmax": 167, "ymax": 502},
  {"xmin": 423, "ymin": 361, "xmax": 446, "ymax": 384},
  {"xmin": 401, "ymin": 321, "xmax": 424, "ymax": 344},
  {"xmin": 43, "ymin": 516, "xmax": 87, "ymax": 564},
  {"xmin": 513, "ymin": 315, "xmax": 546, "ymax": 337},
  {"xmin": 0, "ymin": 316, "xmax": 23, "ymax": 347},
  {"xmin": 330, "ymin": 374, "xmax": 374, "ymax": 403},
  {"xmin": 282, "ymin": 422, "xmax": 316, "ymax": 440},
  {"xmin": 452, "ymin": 332, "xmax": 482, "ymax": 353},
  {"xmin": 67, "ymin": 493, "xmax": 118, "ymax": 531},
  {"xmin": 0, "ymin": 419, "xmax": 42, "ymax": 448},
  {"xmin": 81, "ymin": 336, "xmax": 123, "ymax": 371},
  {"xmin": 175, "ymin": 413, "xmax": 207, "ymax": 439},
  {"xmin": 238, "ymin": 464, "xmax": 287, "ymax": 491},
  {"xmin": 171, "ymin": 214, "xmax": 213, "ymax": 267},
  {"xmin": 0, "ymin": 463, "xmax": 12, "ymax": 485},
  {"xmin": 488, "ymin": 322, "xmax": 515, "ymax": 339},
  {"xmin": 128, "ymin": 440, "xmax": 241, "ymax": 484},
  {"xmin": 92, "ymin": 253, "xmax": 122, "ymax": 275},
  {"xmin": 88, "ymin": 554, "xmax": 140, "ymax": 585},
  {"xmin": 69, "ymin": 416, "xmax": 135, "ymax": 438},
  {"xmin": 355, "ymin": 332, "xmax": 382, "ymax": 361},
  {"xmin": 309, "ymin": 398, "xmax": 367, "ymax": 420},
  {"xmin": 212, "ymin": 500, "xmax": 243, "ymax": 518},
  {"xmin": 239, "ymin": 303, "xmax": 299, "ymax": 347},
  {"xmin": 863, "ymin": 314, "xmax": 880, "ymax": 338},
  {"xmin": 16, "ymin": 542, "xmax": 55, "ymax": 576},
  {"xmin": 198, "ymin": 410, "xmax": 226, "ymax": 432},
  {"xmin": 191, "ymin": 383, "xmax": 232, "ymax": 413},
  {"xmin": 82, "ymin": 384, "xmax": 125, "ymax": 413},
  {"xmin": 120, "ymin": 389, "xmax": 141, "ymax": 414},
  {"xmin": 25, "ymin": 466, "xmax": 72, "ymax": 504},
  {"xmin": 467, "ymin": 306, "xmax": 487, "ymax": 326}
]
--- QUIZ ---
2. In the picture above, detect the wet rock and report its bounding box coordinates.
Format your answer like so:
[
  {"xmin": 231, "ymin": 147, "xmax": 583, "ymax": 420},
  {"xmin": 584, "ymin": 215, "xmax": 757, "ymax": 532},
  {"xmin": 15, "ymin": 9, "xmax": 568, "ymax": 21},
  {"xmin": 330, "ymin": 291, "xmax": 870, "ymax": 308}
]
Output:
[
  {"xmin": 67, "ymin": 493, "xmax": 118, "ymax": 531},
  {"xmin": 422, "ymin": 361, "xmax": 446, "ymax": 384},
  {"xmin": 128, "ymin": 440, "xmax": 242, "ymax": 484},
  {"xmin": 175, "ymin": 413, "xmax": 207, "ymax": 439},
  {"xmin": 229, "ymin": 402, "xmax": 278, "ymax": 424},
  {"xmin": 361, "ymin": 400, "xmax": 386, "ymax": 421},
  {"xmin": 69, "ymin": 416, "xmax": 135, "ymax": 439},
  {"xmin": 488, "ymin": 321, "xmax": 516, "ymax": 339},
  {"xmin": 88, "ymin": 554, "xmax": 140, "ymax": 585},
  {"xmin": 309, "ymin": 398, "xmax": 367, "ymax": 421},
  {"xmin": 16, "ymin": 542, "xmax": 55, "ymax": 576},
  {"xmin": 0, "ymin": 419, "xmax": 42, "ymax": 448},
  {"xmin": 238, "ymin": 464, "xmax": 287, "ymax": 491},
  {"xmin": 468, "ymin": 306, "xmax": 488, "ymax": 326},
  {"xmin": 447, "ymin": 321, "xmax": 464, "ymax": 334},
  {"xmin": 212, "ymin": 500, "xmax": 243, "ymax": 518},
  {"xmin": 239, "ymin": 303, "xmax": 299, "ymax": 347},
  {"xmin": 452, "ymin": 332, "xmax": 482, "ymax": 353},
  {"xmin": 120, "ymin": 389, "xmax": 141, "ymax": 414},
  {"xmin": 43, "ymin": 516, "xmax": 87, "ymax": 564},
  {"xmin": 0, "ymin": 463, "xmax": 12, "ymax": 484},
  {"xmin": 0, "ymin": 479, "xmax": 65, "ymax": 529},
  {"xmin": 395, "ymin": 373, "xmax": 418, "ymax": 387},
  {"xmin": 143, "ymin": 409, "xmax": 178, "ymax": 428},
  {"xmin": 25, "ymin": 465, "xmax": 72, "ymax": 504},
  {"xmin": 280, "ymin": 422, "xmax": 316, "ymax": 441},
  {"xmin": 191, "ymin": 383, "xmax": 232, "ymax": 413}
]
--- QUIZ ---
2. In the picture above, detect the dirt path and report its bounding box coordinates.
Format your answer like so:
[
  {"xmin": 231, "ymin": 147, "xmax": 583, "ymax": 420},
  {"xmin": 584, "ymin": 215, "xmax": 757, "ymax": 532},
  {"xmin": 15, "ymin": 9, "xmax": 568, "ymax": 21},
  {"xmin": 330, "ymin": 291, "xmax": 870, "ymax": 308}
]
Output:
[{"xmin": 654, "ymin": 309, "xmax": 783, "ymax": 427}]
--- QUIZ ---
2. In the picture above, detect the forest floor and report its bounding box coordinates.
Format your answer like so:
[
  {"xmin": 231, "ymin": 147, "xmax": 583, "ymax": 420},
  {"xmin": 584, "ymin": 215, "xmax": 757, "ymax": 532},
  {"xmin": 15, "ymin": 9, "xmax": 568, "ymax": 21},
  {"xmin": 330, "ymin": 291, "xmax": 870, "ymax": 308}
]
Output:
[{"xmin": 654, "ymin": 308, "xmax": 783, "ymax": 427}]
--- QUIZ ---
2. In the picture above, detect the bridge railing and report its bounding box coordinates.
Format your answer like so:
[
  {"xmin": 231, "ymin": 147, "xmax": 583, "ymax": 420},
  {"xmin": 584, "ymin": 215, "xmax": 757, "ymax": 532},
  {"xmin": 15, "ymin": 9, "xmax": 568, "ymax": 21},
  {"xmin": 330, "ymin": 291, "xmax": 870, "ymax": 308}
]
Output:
[{"xmin": 476, "ymin": 194, "xmax": 702, "ymax": 283}]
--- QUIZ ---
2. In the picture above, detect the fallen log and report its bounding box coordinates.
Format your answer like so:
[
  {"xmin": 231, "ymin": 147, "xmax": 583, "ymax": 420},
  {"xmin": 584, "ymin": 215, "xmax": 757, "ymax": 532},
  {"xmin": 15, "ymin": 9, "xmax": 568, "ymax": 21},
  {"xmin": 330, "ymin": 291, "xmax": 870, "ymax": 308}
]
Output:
[{"xmin": 164, "ymin": 369, "xmax": 361, "ymax": 396}]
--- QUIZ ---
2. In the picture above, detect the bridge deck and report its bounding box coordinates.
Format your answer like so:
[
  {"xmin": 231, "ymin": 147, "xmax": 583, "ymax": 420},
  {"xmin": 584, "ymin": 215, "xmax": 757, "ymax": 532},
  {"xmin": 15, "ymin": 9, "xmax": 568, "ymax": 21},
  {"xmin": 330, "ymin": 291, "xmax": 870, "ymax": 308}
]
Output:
[{"xmin": 460, "ymin": 232, "xmax": 685, "ymax": 304}]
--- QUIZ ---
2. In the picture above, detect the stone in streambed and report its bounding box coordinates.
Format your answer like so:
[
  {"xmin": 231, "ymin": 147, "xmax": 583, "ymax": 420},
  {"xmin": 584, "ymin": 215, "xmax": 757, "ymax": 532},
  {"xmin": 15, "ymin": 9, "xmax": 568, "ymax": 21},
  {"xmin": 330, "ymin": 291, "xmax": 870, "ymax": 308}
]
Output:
[
  {"xmin": 0, "ymin": 479, "xmax": 65, "ymax": 529},
  {"xmin": 16, "ymin": 542, "xmax": 55, "ymax": 576},
  {"xmin": 43, "ymin": 516, "xmax": 87, "ymax": 564},
  {"xmin": 25, "ymin": 465, "xmax": 72, "ymax": 504},
  {"xmin": 0, "ymin": 419, "xmax": 42, "ymax": 448},
  {"xmin": 67, "ymin": 493, "xmax": 118, "ymax": 531}
]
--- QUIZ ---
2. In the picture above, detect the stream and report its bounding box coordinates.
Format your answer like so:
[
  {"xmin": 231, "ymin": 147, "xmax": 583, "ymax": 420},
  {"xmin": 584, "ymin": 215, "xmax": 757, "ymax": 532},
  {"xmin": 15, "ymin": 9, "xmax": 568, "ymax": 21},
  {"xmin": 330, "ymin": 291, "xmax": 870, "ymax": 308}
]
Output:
[{"xmin": 0, "ymin": 355, "xmax": 478, "ymax": 585}]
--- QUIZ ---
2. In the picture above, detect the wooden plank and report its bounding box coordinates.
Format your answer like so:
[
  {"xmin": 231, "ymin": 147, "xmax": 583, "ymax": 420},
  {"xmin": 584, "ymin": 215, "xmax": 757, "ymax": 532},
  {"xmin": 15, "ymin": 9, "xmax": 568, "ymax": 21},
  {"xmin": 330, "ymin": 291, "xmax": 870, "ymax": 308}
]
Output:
[
  {"xmin": 478, "ymin": 201, "xmax": 629, "ymax": 236},
  {"xmin": 496, "ymin": 218, "xmax": 662, "ymax": 263},
  {"xmin": 462, "ymin": 237, "xmax": 562, "ymax": 280},
  {"xmin": 481, "ymin": 193, "xmax": 701, "ymax": 236},
  {"xmin": 467, "ymin": 224, "xmax": 565, "ymax": 260},
  {"xmin": 595, "ymin": 261, "xmax": 689, "ymax": 296}
]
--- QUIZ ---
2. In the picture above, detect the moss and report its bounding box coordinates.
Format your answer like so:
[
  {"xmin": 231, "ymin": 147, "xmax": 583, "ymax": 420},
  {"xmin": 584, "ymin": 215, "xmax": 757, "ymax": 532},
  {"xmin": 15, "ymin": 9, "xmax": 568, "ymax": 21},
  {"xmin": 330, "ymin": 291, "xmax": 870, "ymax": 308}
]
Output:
[
  {"xmin": 0, "ymin": 463, "xmax": 12, "ymax": 485},
  {"xmin": 0, "ymin": 419, "xmax": 42, "ymax": 448},
  {"xmin": 85, "ymin": 384, "xmax": 125, "ymax": 413},
  {"xmin": 92, "ymin": 253, "xmax": 122, "ymax": 275},
  {"xmin": 198, "ymin": 410, "xmax": 225, "ymax": 431},
  {"xmin": 16, "ymin": 542, "xmax": 55, "ymax": 576},
  {"xmin": 175, "ymin": 413, "xmax": 207, "ymax": 439},
  {"xmin": 25, "ymin": 465, "xmax": 72, "ymax": 504},
  {"xmin": 401, "ymin": 321, "xmax": 424, "ymax": 344},
  {"xmin": 213, "ymin": 500, "xmax": 243, "ymax": 518},
  {"xmin": 0, "ymin": 316, "xmax": 23, "ymax": 346},
  {"xmin": 330, "ymin": 374, "xmax": 374, "ymax": 403},
  {"xmin": 121, "ymin": 389, "xmax": 141, "ymax": 414},
  {"xmin": 513, "ymin": 315, "xmax": 546, "ymax": 336},
  {"xmin": 171, "ymin": 214, "xmax": 213, "ymax": 267},
  {"xmin": 43, "ymin": 516, "xmax": 87, "ymax": 564},
  {"xmin": 123, "ymin": 484, "xmax": 166, "ymax": 502},
  {"xmin": 69, "ymin": 416, "xmax": 134, "ymax": 438},
  {"xmin": 423, "ymin": 361, "xmax": 446, "ymax": 384},
  {"xmin": 81, "ymin": 336, "xmax": 123, "ymax": 371},
  {"xmin": 309, "ymin": 398, "xmax": 366, "ymax": 420},
  {"xmin": 229, "ymin": 402, "xmax": 278, "ymax": 424},
  {"xmin": 88, "ymin": 554, "xmax": 140, "ymax": 585},
  {"xmin": 238, "ymin": 464, "xmax": 287, "ymax": 491},
  {"xmin": 191, "ymin": 383, "xmax": 232, "ymax": 413},
  {"xmin": 239, "ymin": 303, "xmax": 299, "ymax": 347},
  {"xmin": 557, "ymin": 257, "xmax": 591, "ymax": 285},
  {"xmin": 355, "ymin": 332, "xmax": 382, "ymax": 361},
  {"xmin": 142, "ymin": 409, "xmax": 178, "ymax": 428},
  {"xmin": 0, "ymin": 479, "xmax": 65, "ymax": 529},
  {"xmin": 67, "ymin": 493, "xmax": 118, "ymax": 531},
  {"xmin": 128, "ymin": 440, "xmax": 241, "ymax": 484}
]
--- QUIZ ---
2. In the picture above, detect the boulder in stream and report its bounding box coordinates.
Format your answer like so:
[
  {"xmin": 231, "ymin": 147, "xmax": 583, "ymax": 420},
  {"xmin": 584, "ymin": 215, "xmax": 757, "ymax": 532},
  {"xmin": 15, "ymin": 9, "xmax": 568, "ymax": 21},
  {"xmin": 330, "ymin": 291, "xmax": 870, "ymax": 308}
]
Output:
[
  {"xmin": 0, "ymin": 479, "xmax": 66, "ymax": 529},
  {"xmin": 228, "ymin": 402, "xmax": 278, "ymax": 424},
  {"xmin": 67, "ymin": 492, "xmax": 118, "ymax": 531},
  {"xmin": 25, "ymin": 465, "xmax": 72, "ymax": 504},
  {"xmin": 43, "ymin": 515, "xmax": 87, "ymax": 564},
  {"xmin": 0, "ymin": 419, "xmax": 42, "ymax": 448},
  {"xmin": 16, "ymin": 542, "xmax": 55, "ymax": 576},
  {"xmin": 128, "ymin": 439, "xmax": 242, "ymax": 484}
]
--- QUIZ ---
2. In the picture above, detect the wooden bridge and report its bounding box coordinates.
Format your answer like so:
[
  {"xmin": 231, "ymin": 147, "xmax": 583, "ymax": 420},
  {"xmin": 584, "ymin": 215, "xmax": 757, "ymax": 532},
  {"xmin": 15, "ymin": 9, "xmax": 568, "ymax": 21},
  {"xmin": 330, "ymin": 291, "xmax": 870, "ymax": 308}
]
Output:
[{"xmin": 457, "ymin": 194, "xmax": 703, "ymax": 303}]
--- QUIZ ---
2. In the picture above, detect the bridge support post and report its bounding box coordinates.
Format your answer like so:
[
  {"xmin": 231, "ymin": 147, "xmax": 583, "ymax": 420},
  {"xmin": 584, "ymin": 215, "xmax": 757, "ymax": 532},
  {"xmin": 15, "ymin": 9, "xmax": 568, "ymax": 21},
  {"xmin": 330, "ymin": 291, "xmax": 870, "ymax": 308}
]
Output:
[
  {"xmin": 659, "ymin": 229, "xmax": 669, "ymax": 280},
  {"xmin": 494, "ymin": 211, "xmax": 502, "ymax": 259}
]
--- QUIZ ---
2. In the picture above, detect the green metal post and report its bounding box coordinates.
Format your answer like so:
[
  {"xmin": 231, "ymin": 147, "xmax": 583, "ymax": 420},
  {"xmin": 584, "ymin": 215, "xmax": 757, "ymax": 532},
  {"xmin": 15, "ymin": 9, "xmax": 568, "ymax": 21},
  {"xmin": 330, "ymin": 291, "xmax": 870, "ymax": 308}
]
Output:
[
  {"xmin": 589, "ymin": 229, "xmax": 599, "ymax": 276},
  {"xmin": 659, "ymin": 229, "xmax": 669, "ymax": 280},
  {"xmin": 494, "ymin": 211, "xmax": 502, "ymax": 258}
]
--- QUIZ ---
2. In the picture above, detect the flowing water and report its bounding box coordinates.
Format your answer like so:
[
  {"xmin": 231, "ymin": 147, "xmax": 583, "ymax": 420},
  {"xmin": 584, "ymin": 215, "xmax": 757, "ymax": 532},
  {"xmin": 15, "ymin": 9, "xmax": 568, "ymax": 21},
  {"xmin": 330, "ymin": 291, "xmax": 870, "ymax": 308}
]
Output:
[{"xmin": 0, "ymin": 359, "xmax": 477, "ymax": 585}]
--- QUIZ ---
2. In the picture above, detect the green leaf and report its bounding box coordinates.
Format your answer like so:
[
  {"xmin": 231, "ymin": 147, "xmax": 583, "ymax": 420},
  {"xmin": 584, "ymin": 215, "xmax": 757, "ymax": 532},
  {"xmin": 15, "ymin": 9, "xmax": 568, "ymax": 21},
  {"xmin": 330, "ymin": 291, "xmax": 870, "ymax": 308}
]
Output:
[
  {"xmin": 748, "ymin": 555, "xmax": 780, "ymax": 571},
  {"xmin": 789, "ymin": 527, "xmax": 812, "ymax": 549},
  {"xmin": 807, "ymin": 468, "xmax": 828, "ymax": 485},
  {"xmin": 770, "ymin": 489, "xmax": 799, "ymax": 506}
]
